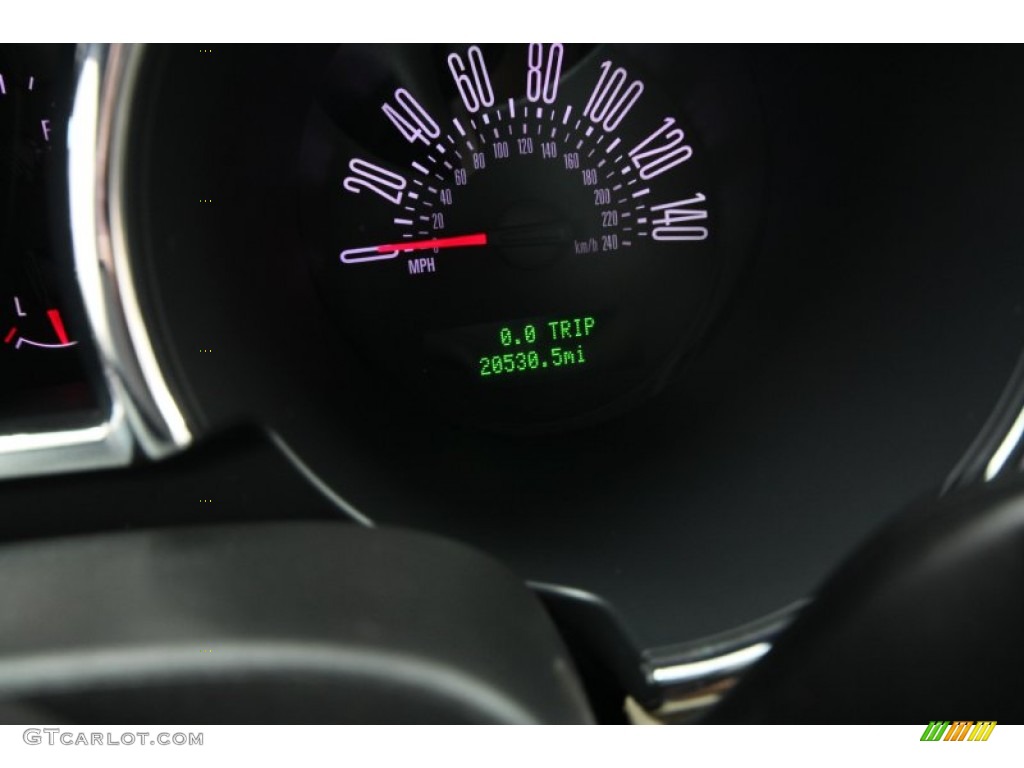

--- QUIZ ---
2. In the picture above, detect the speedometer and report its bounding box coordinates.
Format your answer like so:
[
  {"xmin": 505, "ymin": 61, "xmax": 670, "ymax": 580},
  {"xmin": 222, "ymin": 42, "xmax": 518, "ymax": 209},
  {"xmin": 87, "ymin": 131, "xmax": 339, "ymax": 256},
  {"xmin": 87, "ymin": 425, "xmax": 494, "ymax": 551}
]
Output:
[{"xmin": 300, "ymin": 44, "xmax": 758, "ymax": 431}]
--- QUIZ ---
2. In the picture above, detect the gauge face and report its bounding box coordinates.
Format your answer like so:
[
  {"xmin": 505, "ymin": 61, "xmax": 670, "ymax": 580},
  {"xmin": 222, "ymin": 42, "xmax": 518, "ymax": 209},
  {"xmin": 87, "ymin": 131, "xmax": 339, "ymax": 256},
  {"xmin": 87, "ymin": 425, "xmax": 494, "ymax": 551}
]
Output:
[
  {"xmin": 1, "ymin": 45, "xmax": 98, "ymax": 426},
  {"xmin": 302, "ymin": 44, "xmax": 746, "ymax": 430}
]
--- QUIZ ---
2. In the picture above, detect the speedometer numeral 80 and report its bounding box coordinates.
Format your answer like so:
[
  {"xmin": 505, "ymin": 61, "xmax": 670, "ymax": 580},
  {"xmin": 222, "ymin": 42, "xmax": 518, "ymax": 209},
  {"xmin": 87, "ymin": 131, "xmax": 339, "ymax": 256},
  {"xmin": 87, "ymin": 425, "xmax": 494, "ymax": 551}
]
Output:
[{"xmin": 526, "ymin": 43, "xmax": 563, "ymax": 104}]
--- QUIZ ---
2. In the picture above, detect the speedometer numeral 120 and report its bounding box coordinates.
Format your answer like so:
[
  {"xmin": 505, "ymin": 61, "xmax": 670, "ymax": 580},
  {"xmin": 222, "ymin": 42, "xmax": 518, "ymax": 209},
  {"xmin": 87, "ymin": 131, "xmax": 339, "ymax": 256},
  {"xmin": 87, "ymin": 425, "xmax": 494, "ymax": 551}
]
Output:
[{"xmin": 629, "ymin": 117, "xmax": 692, "ymax": 180}]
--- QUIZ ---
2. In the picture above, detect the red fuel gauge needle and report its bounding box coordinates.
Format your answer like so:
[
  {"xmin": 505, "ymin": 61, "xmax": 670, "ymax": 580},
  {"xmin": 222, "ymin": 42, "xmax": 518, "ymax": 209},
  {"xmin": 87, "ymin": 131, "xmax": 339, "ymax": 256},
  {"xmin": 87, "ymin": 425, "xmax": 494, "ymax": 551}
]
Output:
[
  {"xmin": 47, "ymin": 309, "xmax": 70, "ymax": 345},
  {"xmin": 340, "ymin": 232, "xmax": 488, "ymax": 264}
]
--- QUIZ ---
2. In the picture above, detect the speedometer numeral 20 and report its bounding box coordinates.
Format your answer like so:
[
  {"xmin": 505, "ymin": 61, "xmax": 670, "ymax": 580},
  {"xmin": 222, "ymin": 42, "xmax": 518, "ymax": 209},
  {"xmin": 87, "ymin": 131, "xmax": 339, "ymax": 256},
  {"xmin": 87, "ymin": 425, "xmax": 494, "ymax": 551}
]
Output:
[{"xmin": 343, "ymin": 159, "xmax": 407, "ymax": 205}]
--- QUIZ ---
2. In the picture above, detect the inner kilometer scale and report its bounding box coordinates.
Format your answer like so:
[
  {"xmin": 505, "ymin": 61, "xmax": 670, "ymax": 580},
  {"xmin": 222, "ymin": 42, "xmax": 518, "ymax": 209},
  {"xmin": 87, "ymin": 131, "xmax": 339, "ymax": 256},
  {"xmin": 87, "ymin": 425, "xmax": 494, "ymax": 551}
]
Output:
[{"xmin": 315, "ymin": 43, "xmax": 718, "ymax": 429}]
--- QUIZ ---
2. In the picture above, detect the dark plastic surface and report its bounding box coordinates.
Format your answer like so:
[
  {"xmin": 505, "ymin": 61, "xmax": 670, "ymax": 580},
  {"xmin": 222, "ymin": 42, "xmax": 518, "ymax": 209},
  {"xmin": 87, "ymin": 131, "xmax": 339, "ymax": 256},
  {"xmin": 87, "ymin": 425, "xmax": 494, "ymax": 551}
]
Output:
[
  {"xmin": 0, "ymin": 428, "xmax": 345, "ymax": 544},
  {"xmin": 0, "ymin": 521, "xmax": 593, "ymax": 723},
  {"xmin": 709, "ymin": 475, "xmax": 1024, "ymax": 723}
]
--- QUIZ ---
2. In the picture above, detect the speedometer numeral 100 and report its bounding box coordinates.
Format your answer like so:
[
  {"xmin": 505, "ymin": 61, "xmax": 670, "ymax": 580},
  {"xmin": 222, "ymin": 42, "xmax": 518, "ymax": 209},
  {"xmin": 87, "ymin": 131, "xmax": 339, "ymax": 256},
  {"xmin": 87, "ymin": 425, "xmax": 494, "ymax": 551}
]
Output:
[
  {"xmin": 583, "ymin": 61, "xmax": 644, "ymax": 132},
  {"xmin": 343, "ymin": 158, "xmax": 407, "ymax": 205},
  {"xmin": 526, "ymin": 43, "xmax": 563, "ymax": 104},
  {"xmin": 629, "ymin": 117, "xmax": 692, "ymax": 180},
  {"xmin": 382, "ymin": 88, "xmax": 441, "ymax": 145},
  {"xmin": 651, "ymin": 193, "xmax": 708, "ymax": 241},
  {"xmin": 448, "ymin": 46, "xmax": 495, "ymax": 113}
]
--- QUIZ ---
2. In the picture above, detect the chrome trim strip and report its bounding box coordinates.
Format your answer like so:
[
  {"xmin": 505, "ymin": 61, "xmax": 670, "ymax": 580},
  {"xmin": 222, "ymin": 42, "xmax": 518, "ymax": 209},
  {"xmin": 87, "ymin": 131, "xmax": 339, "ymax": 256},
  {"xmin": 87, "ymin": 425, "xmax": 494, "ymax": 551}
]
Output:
[
  {"xmin": 984, "ymin": 404, "xmax": 1024, "ymax": 481},
  {"xmin": 267, "ymin": 431, "xmax": 375, "ymax": 527},
  {"xmin": 639, "ymin": 602, "xmax": 802, "ymax": 720},
  {"xmin": 100, "ymin": 44, "xmax": 191, "ymax": 456},
  {"xmin": 0, "ymin": 403, "xmax": 132, "ymax": 479},
  {"xmin": 638, "ymin": 638, "xmax": 776, "ymax": 722},
  {"xmin": 942, "ymin": 347, "xmax": 1024, "ymax": 491},
  {"xmin": 649, "ymin": 641, "xmax": 770, "ymax": 686}
]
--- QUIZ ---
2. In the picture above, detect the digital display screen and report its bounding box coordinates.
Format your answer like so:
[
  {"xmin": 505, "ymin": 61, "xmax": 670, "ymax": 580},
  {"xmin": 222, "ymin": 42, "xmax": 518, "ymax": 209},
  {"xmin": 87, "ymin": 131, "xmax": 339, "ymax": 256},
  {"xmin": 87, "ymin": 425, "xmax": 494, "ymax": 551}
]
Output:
[
  {"xmin": 477, "ymin": 315, "xmax": 596, "ymax": 379},
  {"xmin": 424, "ymin": 311, "xmax": 619, "ymax": 387},
  {"xmin": 417, "ymin": 308, "xmax": 656, "ymax": 428}
]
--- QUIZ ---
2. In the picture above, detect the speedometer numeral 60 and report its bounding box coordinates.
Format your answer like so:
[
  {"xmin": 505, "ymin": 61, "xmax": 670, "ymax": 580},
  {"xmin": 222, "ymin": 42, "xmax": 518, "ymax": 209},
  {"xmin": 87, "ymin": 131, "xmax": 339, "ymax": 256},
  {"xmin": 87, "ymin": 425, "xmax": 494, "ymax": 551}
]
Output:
[
  {"xmin": 448, "ymin": 46, "xmax": 495, "ymax": 113},
  {"xmin": 382, "ymin": 88, "xmax": 441, "ymax": 145},
  {"xmin": 526, "ymin": 43, "xmax": 563, "ymax": 104},
  {"xmin": 583, "ymin": 61, "xmax": 644, "ymax": 132},
  {"xmin": 343, "ymin": 158, "xmax": 407, "ymax": 205}
]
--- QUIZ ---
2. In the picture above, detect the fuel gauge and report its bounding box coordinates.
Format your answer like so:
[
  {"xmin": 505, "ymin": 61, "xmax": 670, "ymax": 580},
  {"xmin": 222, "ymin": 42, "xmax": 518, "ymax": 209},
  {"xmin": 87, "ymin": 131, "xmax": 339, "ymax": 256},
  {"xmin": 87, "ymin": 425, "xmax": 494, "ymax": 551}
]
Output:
[
  {"xmin": 0, "ymin": 275, "xmax": 95, "ymax": 425},
  {"xmin": 3, "ymin": 295, "xmax": 77, "ymax": 350}
]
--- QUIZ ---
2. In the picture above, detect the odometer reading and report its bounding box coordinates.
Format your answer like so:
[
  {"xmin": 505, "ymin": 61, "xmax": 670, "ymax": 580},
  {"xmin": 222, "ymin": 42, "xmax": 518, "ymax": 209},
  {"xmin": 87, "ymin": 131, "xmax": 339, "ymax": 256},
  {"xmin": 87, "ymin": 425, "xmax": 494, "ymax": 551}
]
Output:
[
  {"xmin": 479, "ymin": 316, "xmax": 595, "ymax": 378},
  {"xmin": 302, "ymin": 43, "xmax": 737, "ymax": 430}
]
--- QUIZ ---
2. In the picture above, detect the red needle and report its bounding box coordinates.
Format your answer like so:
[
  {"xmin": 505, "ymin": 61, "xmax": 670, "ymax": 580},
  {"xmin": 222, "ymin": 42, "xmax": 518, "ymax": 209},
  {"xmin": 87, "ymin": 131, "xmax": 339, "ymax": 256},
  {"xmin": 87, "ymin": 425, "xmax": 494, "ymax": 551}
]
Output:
[
  {"xmin": 340, "ymin": 232, "xmax": 489, "ymax": 265},
  {"xmin": 47, "ymin": 309, "xmax": 70, "ymax": 345},
  {"xmin": 376, "ymin": 232, "xmax": 487, "ymax": 254}
]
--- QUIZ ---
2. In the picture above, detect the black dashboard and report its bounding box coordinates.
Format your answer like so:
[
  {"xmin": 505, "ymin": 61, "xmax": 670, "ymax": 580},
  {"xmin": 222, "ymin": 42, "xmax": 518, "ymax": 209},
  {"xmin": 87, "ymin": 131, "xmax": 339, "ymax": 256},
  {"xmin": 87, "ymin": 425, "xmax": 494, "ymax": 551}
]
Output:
[{"xmin": 2, "ymin": 43, "xmax": 1024, "ymax": 723}]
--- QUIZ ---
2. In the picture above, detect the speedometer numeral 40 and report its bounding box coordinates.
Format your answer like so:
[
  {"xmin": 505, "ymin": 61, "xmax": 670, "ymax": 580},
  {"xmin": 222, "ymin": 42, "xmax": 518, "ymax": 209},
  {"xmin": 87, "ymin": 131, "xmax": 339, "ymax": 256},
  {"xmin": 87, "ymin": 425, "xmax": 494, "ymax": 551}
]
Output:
[{"xmin": 382, "ymin": 88, "xmax": 441, "ymax": 145}]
